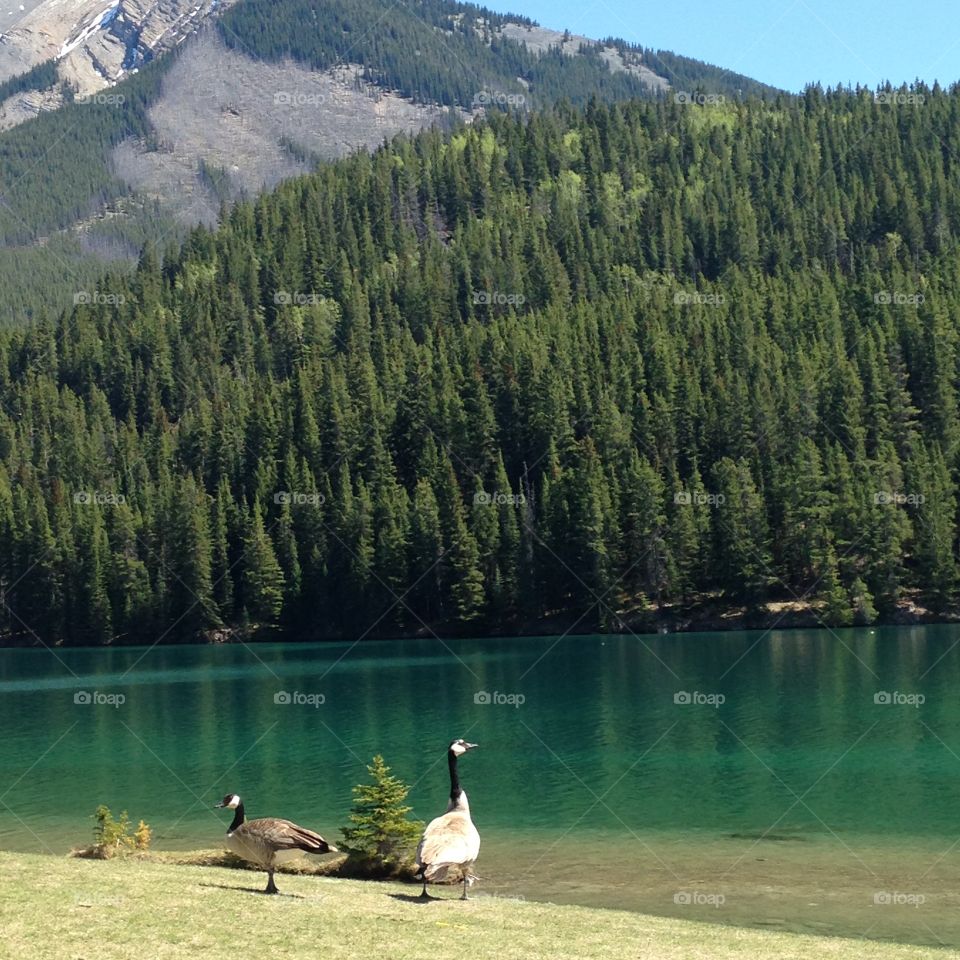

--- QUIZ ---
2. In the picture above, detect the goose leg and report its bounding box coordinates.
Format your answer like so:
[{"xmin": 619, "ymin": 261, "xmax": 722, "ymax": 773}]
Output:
[
  {"xmin": 461, "ymin": 874, "xmax": 469, "ymax": 900},
  {"xmin": 419, "ymin": 877, "xmax": 432, "ymax": 899},
  {"xmin": 265, "ymin": 869, "xmax": 279, "ymax": 895}
]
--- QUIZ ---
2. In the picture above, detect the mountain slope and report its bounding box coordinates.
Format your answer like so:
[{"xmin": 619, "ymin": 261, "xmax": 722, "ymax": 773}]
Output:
[
  {"xmin": 0, "ymin": 0, "xmax": 778, "ymax": 325},
  {"xmin": 215, "ymin": 0, "xmax": 776, "ymax": 109}
]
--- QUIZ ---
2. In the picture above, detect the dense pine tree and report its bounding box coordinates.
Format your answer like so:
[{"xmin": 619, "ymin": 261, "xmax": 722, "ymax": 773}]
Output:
[{"xmin": 0, "ymin": 87, "xmax": 959, "ymax": 644}]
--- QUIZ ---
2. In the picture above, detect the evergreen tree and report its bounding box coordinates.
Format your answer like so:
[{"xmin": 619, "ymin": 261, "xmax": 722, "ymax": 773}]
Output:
[
  {"xmin": 241, "ymin": 502, "xmax": 285, "ymax": 625},
  {"xmin": 340, "ymin": 755, "xmax": 424, "ymax": 874}
]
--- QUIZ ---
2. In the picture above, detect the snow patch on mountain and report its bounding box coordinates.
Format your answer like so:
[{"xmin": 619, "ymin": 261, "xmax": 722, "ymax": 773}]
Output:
[
  {"xmin": 0, "ymin": 0, "xmax": 233, "ymax": 92},
  {"xmin": 58, "ymin": 1, "xmax": 118, "ymax": 58}
]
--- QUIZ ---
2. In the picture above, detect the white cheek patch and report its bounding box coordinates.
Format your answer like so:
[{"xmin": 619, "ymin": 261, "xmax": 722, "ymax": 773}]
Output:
[
  {"xmin": 228, "ymin": 795, "xmax": 241, "ymax": 809},
  {"xmin": 451, "ymin": 743, "xmax": 466, "ymax": 756}
]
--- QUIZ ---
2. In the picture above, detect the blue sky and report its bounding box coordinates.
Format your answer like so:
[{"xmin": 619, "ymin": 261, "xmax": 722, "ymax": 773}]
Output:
[{"xmin": 496, "ymin": 0, "xmax": 960, "ymax": 92}]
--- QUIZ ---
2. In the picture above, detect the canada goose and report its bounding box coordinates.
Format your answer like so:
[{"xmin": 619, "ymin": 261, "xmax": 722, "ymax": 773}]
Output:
[
  {"xmin": 214, "ymin": 793, "xmax": 337, "ymax": 894},
  {"xmin": 415, "ymin": 739, "xmax": 480, "ymax": 900}
]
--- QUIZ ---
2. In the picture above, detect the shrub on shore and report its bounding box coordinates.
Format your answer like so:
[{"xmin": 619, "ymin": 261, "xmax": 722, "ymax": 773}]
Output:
[{"xmin": 72, "ymin": 805, "xmax": 151, "ymax": 859}]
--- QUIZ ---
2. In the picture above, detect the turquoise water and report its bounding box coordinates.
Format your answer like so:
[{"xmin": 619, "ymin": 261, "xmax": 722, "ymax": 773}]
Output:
[{"xmin": 3, "ymin": 626, "xmax": 960, "ymax": 945}]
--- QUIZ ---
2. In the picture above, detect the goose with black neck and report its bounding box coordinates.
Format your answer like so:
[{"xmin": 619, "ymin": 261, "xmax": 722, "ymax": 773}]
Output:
[
  {"xmin": 214, "ymin": 793, "xmax": 338, "ymax": 894},
  {"xmin": 415, "ymin": 739, "xmax": 481, "ymax": 900}
]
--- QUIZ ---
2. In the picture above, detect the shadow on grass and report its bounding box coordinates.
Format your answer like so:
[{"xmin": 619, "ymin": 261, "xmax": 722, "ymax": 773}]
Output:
[
  {"xmin": 389, "ymin": 892, "xmax": 463, "ymax": 904},
  {"xmin": 198, "ymin": 882, "xmax": 306, "ymax": 898}
]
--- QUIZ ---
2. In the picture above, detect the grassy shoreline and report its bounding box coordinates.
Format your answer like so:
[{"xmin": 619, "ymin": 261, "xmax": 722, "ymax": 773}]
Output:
[{"xmin": 0, "ymin": 851, "xmax": 951, "ymax": 959}]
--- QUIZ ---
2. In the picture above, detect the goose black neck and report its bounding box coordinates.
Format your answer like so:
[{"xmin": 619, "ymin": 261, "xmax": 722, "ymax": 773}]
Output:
[
  {"xmin": 228, "ymin": 803, "xmax": 245, "ymax": 833},
  {"xmin": 448, "ymin": 749, "xmax": 462, "ymax": 801}
]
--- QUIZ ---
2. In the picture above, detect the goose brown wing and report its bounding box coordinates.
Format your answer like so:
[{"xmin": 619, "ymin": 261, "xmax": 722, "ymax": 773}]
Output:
[
  {"xmin": 416, "ymin": 812, "xmax": 479, "ymax": 870},
  {"xmin": 248, "ymin": 817, "xmax": 333, "ymax": 852}
]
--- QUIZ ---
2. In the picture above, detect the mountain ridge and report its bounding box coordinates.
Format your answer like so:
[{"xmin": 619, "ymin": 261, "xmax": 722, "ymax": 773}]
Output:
[{"xmin": 0, "ymin": 0, "xmax": 779, "ymax": 326}]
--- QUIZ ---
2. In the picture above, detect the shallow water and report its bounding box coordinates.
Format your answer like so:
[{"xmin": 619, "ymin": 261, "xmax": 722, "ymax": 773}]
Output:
[{"xmin": 2, "ymin": 626, "xmax": 960, "ymax": 946}]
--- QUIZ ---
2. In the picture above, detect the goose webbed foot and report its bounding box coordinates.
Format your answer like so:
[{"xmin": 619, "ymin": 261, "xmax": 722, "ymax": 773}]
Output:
[{"xmin": 265, "ymin": 870, "xmax": 279, "ymax": 895}]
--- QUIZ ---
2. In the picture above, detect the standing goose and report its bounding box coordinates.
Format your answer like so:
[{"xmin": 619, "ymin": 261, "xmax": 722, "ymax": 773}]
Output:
[
  {"xmin": 215, "ymin": 793, "xmax": 337, "ymax": 894},
  {"xmin": 415, "ymin": 738, "xmax": 480, "ymax": 900}
]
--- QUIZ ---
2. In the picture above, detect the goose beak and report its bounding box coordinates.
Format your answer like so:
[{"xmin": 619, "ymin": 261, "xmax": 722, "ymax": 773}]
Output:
[
  {"xmin": 466, "ymin": 742, "xmax": 479, "ymax": 750},
  {"xmin": 214, "ymin": 801, "xmax": 225, "ymax": 809}
]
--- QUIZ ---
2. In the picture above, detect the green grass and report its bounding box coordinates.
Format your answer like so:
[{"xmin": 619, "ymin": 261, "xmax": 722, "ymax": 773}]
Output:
[{"xmin": 0, "ymin": 851, "xmax": 950, "ymax": 959}]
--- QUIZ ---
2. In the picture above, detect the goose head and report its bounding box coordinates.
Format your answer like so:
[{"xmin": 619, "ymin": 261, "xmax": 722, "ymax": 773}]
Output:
[
  {"xmin": 448, "ymin": 738, "xmax": 478, "ymax": 756},
  {"xmin": 215, "ymin": 793, "xmax": 241, "ymax": 809}
]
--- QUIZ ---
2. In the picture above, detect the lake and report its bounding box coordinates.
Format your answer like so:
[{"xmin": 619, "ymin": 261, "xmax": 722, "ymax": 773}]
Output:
[{"xmin": 2, "ymin": 626, "xmax": 960, "ymax": 947}]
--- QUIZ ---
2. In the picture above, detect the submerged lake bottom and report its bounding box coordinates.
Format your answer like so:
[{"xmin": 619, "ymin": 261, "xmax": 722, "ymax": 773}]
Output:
[
  {"xmin": 2, "ymin": 626, "xmax": 960, "ymax": 947},
  {"xmin": 484, "ymin": 829, "xmax": 960, "ymax": 948}
]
